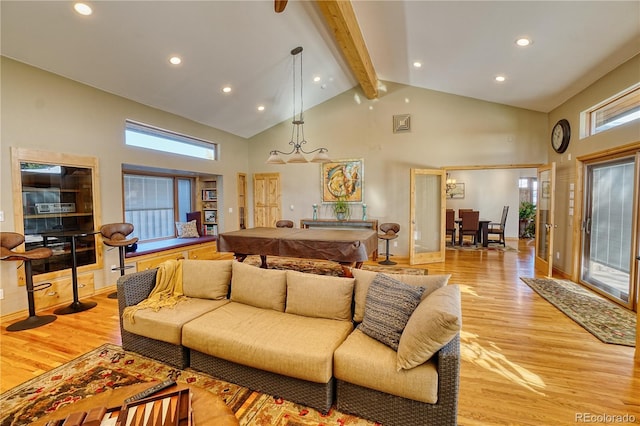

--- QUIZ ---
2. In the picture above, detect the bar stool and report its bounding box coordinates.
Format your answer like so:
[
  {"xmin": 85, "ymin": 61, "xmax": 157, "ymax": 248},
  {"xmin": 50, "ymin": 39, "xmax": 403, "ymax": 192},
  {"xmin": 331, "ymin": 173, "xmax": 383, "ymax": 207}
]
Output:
[
  {"xmin": 1, "ymin": 232, "xmax": 57, "ymax": 331},
  {"xmin": 275, "ymin": 220, "xmax": 294, "ymax": 228},
  {"xmin": 100, "ymin": 223, "xmax": 138, "ymax": 299},
  {"xmin": 378, "ymin": 223, "xmax": 400, "ymax": 265}
]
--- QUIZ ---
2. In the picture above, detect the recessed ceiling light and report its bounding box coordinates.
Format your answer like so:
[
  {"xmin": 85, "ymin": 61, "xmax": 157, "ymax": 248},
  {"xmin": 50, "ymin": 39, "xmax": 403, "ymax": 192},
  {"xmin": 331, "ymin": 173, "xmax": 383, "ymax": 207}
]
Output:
[
  {"xmin": 413, "ymin": 61, "xmax": 422, "ymax": 68},
  {"xmin": 495, "ymin": 75, "xmax": 506, "ymax": 82},
  {"xmin": 516, "ymin": 37, "xmax": 531, "ymax": 47},
  {"xmin": 313, "ymin": 76, "xmax": 321, "ymax": 83},
  {"xmin": 222, "ymin": 86, "xmax": 232, "ymax": 94},
  {"xmin": 74, "ymin": 2, "xmax": 92, "ymax": 16},
  {"xmin": 257, "ymin": 105, "xmax": 265, "ymax": 112},
  {"xmin": 169, "ymin": 56, "xmax": 182, "ymax": 65}
]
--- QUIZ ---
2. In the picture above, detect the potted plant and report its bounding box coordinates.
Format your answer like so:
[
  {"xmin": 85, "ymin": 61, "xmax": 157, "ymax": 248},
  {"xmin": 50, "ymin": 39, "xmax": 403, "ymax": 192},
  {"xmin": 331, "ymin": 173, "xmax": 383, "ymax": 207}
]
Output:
[
  {"xmin": 333, "ymin": 196, "xmax": 350, "ymax": 221},
  {"xmin": 519, "ymin": 201, "xmax": 536, "ymax": 238}
]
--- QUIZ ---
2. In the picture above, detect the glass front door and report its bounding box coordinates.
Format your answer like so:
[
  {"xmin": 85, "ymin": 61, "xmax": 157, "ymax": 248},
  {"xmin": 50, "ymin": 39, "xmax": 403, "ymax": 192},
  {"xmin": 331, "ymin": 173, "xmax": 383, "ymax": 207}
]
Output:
[{"xmin": 581, "ymin": 156, "xmax": 637, "ymax": 308}]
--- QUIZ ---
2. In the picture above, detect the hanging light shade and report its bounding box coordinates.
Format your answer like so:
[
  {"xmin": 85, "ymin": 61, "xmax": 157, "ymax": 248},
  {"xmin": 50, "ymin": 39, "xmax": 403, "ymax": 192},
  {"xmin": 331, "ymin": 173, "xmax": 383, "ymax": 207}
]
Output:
[{"xmin": 265, "ymin": 46, "xmax": 330, "ymax": 165}]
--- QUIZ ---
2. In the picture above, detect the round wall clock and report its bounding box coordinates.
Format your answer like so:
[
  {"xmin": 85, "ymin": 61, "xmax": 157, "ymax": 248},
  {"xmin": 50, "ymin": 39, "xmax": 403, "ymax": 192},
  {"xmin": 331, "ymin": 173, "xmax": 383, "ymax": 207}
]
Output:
[{"xmin": 551, "ymin": 119, "xmax": 571, "ymax": 153}]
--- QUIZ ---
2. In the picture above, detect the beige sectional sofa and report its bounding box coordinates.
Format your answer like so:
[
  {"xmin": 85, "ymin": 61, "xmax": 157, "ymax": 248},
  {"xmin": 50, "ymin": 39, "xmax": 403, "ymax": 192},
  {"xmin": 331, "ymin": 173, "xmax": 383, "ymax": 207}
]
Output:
[{"xmin": 117, "ymin": 259, "xmax": 461, "ymax": 425}]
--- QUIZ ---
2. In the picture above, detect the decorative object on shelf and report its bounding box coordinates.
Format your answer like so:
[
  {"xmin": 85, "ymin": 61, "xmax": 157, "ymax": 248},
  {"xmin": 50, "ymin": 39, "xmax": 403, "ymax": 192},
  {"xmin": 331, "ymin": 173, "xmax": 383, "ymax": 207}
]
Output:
[
  {"xmin": 312, "ymin": 204, "xmax": 318, "ymax": 220},
  {"xmin": 551, "ymin": 118, "xmax": 571, "ymax": 153},
  {"xmin": 445, "ymin": 173, "xmax": 457, "ymax": 198},
  {"xmin": 393, "ymin": 114, "xmax": 411, "ymax": 133},
  {"xmin": 321, "ymin": 158, "xmax": 364, "ymax": 203},
  {"xmin": 332, "ymin": 196, "xmax": 350, "ymax": 221},
  {"xmin": 266, "ymin": 46, "xmax": 330, "ymax": 164},
  {"xmin": 362, "ymin": 203, "xmax": 367, "ymax": 220}
]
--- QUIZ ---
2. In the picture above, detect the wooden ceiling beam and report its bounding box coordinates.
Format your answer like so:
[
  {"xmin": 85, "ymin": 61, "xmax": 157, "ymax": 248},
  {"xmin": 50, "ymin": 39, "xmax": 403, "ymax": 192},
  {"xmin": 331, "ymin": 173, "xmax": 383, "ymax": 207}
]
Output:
[{"xmin": 316, "ymin": 0, "xmax": 379, "ymax": 99}]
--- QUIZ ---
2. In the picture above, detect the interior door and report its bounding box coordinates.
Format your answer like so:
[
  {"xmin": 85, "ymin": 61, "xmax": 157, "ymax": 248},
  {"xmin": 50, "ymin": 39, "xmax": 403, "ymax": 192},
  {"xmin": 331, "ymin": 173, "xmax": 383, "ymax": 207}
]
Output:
[
  {"xmin": 253, "ymin": 173, "xmax": 281, "ymax": 228},
  {"xmin": 409, "ymin": 168, "xmax": 446, "ymax": 264},
  {"xmin": 535, "ymin": 163, "xmax": 556, "ymax": 276}
]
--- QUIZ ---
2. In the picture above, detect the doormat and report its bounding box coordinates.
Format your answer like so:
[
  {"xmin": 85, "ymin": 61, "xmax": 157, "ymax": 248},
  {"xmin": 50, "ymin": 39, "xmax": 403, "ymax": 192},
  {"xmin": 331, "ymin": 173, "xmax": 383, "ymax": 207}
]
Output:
[{"xmin": 520, "ymin": 277, "xmax": 636, "ymax": 346}]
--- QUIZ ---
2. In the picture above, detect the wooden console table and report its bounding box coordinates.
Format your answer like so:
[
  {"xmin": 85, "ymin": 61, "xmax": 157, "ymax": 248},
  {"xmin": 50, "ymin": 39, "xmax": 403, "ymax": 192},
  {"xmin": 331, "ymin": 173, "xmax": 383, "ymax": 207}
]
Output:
[{"xmin": 300, "ymin": 219, "xmax": 378, "ymax": 260}]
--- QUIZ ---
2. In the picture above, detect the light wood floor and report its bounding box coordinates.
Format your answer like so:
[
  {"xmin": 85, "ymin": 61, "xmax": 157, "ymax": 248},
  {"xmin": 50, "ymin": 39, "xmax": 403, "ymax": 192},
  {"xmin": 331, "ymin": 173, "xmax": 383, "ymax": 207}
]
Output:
[{"xmin": 2, "ymin": 239, "xmax": 639, "ymax": 425}]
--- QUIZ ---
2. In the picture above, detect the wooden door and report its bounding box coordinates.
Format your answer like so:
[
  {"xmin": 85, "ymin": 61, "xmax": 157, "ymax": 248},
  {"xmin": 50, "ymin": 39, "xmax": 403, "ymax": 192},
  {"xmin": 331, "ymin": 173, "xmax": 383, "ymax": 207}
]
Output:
[
  {"xmin": 253, "ymin": 173, "xmax": 281, "ymax": 227},
  {"xmin": 409, "ymin": 168, "xmax": 446, "ymax": 264},
  {"xmin": 237, "ymin": 173, "xmax": 247, "ymax": 229},
  {"xmin": 535, "ymin": 163, "xmax": 556, "ymax": 276}
]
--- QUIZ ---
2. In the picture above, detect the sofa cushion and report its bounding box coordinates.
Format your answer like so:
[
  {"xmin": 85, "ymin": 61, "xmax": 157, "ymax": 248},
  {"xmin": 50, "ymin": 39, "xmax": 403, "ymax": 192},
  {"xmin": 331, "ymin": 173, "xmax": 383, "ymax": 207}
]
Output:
[
  {"xmin": 352, "ymin": 268, "xmax": 451, "ymax": 322},
  {"xmin": 334, "ymin": 329, "xmax": 438, "ymax": 404},
  {"xmin": 182, "ymin": 302, "xmax": 354, "ymax": 383},
  {"xmin": 230, "ymin": 261, "xmax": 287, "ymax": 312},
  {"xmin": 285, "ymin": 270, "xmax": 354, "ymax": 321},
  {"xmin": 182, "ymin": 259, "xmax": 232, "ymax": 300},
  {"xmin": 358, "ymin": 274, "xmax": 424, "ymax": 350},
  {"xmin": 397, "ymin": 284, "xmax": 462, "ymax": 370},
  {"xmin": 122, "ymin": 297, "xmax": 229, "ymax": 345}
]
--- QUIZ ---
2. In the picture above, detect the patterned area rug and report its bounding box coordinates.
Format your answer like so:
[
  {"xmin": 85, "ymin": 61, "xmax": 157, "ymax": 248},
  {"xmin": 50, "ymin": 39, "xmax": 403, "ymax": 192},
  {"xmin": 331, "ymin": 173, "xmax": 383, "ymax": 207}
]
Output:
[
  {"xmin": 0, "ymin": 344, "xmax": 378, "ymax": 426},
  {"xmin": 242, "ymin": 255, "xmax": 427, "ymax": 276},
  {"xmin": 520, "ymin": 277, "xmax": 636, "ymax": 346}
]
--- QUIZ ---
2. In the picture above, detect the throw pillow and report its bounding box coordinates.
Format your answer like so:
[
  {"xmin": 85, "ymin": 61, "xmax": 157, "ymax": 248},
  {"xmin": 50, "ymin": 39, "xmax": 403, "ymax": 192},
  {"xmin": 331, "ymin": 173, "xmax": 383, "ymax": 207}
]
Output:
[
  {"xmin": 396, "ymin": 284, "xmax": 462, "ymax": 371},
  {"xmin": 175, "ymin": 220, "xmax": 199, "ymax": 238},
  {"xmin": 358, "ymin": 273, "xmax": 425, "ymax": 351},
  {"xmin": 352, "ymin": 268, "xmax": 450, "ymax": 323}
]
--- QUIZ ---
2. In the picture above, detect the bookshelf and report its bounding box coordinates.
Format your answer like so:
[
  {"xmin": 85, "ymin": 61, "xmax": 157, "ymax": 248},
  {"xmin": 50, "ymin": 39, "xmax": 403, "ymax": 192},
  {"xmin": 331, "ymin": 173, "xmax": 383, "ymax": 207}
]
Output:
[{"xmin": 200, "ymin": 179, "xmax": 218, "ymax": 236}]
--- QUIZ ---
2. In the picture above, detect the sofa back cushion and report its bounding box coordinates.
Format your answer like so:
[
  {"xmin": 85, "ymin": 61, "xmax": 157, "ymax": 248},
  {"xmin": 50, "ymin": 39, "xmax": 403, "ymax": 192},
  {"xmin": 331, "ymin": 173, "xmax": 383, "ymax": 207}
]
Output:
[
  {"xmin": 182, "ymin": 259, "xmax": 232, "ymax": 300},
  {"xmin": 351, "ymin": 268, "xmax": 451, "ymax": 323},
  {"xmin": 285, "ymin": 270, "xmax": 355, "ymax": 321},
  {"xmin": 230, "ymin": 261, "xmax": 287, "ymax": 311}
]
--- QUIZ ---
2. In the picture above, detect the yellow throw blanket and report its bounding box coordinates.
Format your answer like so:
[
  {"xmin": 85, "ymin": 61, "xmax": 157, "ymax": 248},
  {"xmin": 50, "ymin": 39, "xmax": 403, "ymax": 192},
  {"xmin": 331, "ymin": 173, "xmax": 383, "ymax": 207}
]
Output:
[{"xmin": 123, "ymin": 259, "xmax": 186, "ymax": 323}]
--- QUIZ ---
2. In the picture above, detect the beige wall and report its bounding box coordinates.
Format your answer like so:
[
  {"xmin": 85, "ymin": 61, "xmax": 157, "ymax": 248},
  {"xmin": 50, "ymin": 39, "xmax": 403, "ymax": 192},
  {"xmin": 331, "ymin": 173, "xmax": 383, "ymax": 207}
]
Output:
[
  {"xmin": 248, "ymin": 82, "xmax": 549, "ymax": 253},
  {"xmin": 548, "ymin": 54, "xmax": 640, "ymax": 275},
  {"xmin": 0, "ymin": 57, "xmax": 249, "ymax": 315}
]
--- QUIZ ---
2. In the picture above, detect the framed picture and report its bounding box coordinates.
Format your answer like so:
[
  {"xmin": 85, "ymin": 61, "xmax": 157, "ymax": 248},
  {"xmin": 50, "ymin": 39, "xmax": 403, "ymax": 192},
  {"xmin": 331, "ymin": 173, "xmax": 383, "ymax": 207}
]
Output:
[
  {"xmin": 449, "ymin": 183, "xmax": 465, "ymax": 199},
  {"xmin": 321, "ymin": 159, "xmax": 364, "ymax": 203},
  {"xmin": 542, "ymin": 181, "xmax": 550, "ymax": 198},
  {"xmin": 204, "ymin": 209, "xmax": 217, "ymax": 223}
]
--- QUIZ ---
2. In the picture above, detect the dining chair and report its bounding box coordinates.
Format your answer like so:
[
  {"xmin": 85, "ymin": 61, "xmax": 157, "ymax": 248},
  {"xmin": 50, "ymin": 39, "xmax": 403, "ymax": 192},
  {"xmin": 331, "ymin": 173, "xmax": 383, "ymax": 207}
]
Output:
[
  {"xmin": 458, "ymin": 210, "xmax": 480, "ymax": 246},
  {"xmin": 446, "ymin": 209, "xmax": 456, "ymax": 245},
  {"xmin": 458, "ymin": 208, "xmax": 473, "ymax": 219},
  {"xmin": 487, "ymin": 206, "xmax": 509, "ymax": 246}
]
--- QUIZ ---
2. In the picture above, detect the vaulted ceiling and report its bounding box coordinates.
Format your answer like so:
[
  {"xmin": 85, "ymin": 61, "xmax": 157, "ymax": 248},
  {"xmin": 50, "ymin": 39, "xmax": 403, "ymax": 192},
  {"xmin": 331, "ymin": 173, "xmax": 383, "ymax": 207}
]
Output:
[{"xmin": 2, "ymin": 1, "xmax": 639, "ymax": 138}]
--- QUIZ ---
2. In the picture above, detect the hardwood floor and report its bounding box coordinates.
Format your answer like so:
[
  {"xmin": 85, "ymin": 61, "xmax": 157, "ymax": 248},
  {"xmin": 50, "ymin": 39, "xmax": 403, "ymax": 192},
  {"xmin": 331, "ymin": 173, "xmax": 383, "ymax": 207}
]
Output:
[{"xmin": 2, "ymin": 239, "xmax": 639, "ymax": 425}]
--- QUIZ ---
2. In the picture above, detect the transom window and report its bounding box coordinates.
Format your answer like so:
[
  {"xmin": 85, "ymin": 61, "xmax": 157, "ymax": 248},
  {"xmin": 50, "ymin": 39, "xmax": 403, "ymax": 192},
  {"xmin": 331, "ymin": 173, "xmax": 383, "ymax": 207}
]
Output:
[
  {"xmin": 581, "ymin": 83, "xmax": 640, "ymax": 138},
  {"xmin": 125, "ymin": 120, "xmax": 217, "ymax": 160}
]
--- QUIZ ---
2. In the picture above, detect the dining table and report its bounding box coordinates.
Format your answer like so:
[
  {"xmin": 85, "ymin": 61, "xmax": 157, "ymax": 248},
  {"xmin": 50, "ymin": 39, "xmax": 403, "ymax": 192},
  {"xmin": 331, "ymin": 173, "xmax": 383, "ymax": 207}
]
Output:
[{"xmin": 455, "ymin": 218, "xmax": 492, "ymax": 247}]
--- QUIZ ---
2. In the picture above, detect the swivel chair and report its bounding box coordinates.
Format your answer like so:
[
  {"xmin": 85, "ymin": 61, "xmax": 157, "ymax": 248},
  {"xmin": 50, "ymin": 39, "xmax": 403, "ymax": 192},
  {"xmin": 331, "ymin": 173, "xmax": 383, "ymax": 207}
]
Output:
[
  {"xmin": 100, "ymin": 223, "xmax": 138, "ymax": 299},
  {"xmin": 275, "ymin": 220, "xmax": 294, "ymax": 228},
  {"xmin": 1, "ymin": 232, "xmax": 57, "ymax": 331},
  {"xmin": 378, "ymin": 223, "xmax": 400, "ymax": 265}
]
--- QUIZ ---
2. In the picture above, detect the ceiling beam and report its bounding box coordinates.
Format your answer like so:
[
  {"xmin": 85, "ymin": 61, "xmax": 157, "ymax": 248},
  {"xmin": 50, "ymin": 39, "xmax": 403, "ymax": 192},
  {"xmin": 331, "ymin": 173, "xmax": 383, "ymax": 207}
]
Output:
[{"xmin": 316, "ymin": 0, "xmax": 379, "ymax": 99}]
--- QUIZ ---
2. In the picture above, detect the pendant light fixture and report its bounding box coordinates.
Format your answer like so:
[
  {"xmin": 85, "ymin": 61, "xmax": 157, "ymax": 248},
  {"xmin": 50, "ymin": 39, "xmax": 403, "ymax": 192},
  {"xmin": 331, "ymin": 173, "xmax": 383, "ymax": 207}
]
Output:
[{"xmin": 266, "ymin": 46, "xmax": 330, "ymax": 164}]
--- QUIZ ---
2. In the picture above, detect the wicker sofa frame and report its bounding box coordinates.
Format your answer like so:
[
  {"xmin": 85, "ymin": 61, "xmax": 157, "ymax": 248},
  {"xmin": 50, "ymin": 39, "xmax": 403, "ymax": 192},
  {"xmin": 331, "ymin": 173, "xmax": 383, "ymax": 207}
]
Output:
[
  {"xmin": 116, "ymin": 267, "xmax": 461, "ymax": 425},
  {"xmin": 336, "ymin": 335, "xmax": 460, "ymax": 426}
]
